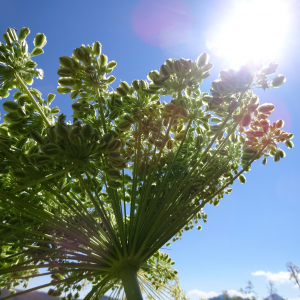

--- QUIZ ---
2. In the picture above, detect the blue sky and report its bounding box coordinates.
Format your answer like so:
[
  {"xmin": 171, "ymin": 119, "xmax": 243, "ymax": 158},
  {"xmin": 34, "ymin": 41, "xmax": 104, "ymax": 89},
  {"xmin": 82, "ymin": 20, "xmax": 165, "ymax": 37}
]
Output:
[{"xmin": 1, "ymin": 0, "xmax": 300, "ymax": 299}]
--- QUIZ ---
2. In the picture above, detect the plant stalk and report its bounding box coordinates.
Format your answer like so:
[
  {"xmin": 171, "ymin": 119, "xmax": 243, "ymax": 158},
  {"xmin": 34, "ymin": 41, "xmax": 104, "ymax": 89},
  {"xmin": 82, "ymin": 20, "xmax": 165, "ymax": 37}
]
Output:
[
  {"xmin": 119, "ymin": 265, "xmax": 143, "ymax": 300},
  {"xmin": 14, "ymin": 72, "xmax": 51, "ymax": 127}
]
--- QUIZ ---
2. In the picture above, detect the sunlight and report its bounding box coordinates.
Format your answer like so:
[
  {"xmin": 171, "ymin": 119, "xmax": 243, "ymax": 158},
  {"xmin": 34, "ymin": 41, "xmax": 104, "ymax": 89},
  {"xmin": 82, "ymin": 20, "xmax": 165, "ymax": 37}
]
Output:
[{"xmin": 207, "ymin": 0, "xmax": 290, "ymax": 68}]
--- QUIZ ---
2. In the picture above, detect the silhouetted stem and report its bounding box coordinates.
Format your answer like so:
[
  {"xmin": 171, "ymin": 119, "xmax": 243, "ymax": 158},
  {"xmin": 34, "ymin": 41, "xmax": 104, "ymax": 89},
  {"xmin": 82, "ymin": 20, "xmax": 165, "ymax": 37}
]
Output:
[{"xmin": 119, "ymin": 265, "xmax": 143, "ymax": 300}]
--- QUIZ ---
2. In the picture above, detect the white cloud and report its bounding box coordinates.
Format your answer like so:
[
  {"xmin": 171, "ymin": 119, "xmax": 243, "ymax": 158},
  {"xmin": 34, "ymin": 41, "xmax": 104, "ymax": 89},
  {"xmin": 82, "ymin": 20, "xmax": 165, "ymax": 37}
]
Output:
[
  {"xmin": 252, "ymin": 270, "xmax": 290, "ymax": 284},
  {"xmin": 187, "ymin": 289, "xmax": 219, "ymax": 300},
  {"xmin": 186, "ymin": 289, "xmax": 255, "ymax": 300},
  {"xmin": 293, "ymin": 284, "xmax": 299, "ymax": 289},
  {"xmin": 227, "ymin": 290, "xmax": 255, "ymax": 299}
]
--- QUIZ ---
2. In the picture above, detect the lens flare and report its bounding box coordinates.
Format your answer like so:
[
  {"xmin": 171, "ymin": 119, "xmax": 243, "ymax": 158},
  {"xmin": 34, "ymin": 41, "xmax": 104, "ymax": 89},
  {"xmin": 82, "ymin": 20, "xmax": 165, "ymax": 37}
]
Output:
[
  {"xmin": 131, "ymin": 0, "xmax": 192, "ymax": 47},
  {"xmin": 208, "ymin": 0, "xmax": 290, "ymax": 68}
]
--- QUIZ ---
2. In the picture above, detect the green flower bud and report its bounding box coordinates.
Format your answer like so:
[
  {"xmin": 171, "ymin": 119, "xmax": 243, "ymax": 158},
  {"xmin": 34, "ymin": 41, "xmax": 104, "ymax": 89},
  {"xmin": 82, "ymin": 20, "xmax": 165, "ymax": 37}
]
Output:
[
  {"xmin": 25, "ymin": 104, "xmax": 35, "ymax": 114},
  {"xmin": 55, "ymin": 123, "xmax": 69, "ymax": 138},
  {"xmin": 24, "ymin": 60, "xmax": 37, "ymax": 69},
  {"xmin": 93, "ymin": 41, "xmax": 102, "ymax": 56},
  {"xmin": 47, "ymin": 93, "xmax": 56, "ymax": 104},
  {"xmin": 106, "ymin": 75, "xmax": 116, "ymax": 84},
  {"xmin": 201, "ymin": 62, "xmax": 214, "ymax": 72},
  {"xmin": 274, "ymin": 151, "xmax": 281, "ymax": 162},
  {"xmin": 254, "ymin": 131, "xmax": 264, "ymax": 137},
  {"xmin": 271, "ymin": 74, "xmax": 286, "ymax": 88},
  {"xmin": 165, "ymin": 58, "xmax": 174, "ymax": 71},
  {"xmin": 57, "ymin": 67, "xmax": 76, "ymax": 77},
  {"xmin": 98, "ymin": 54, "xmax": 108, "ymax": 67},
  {"xmin": 166, "ymin": 139, "xmax": 173, "ymax": 150},
  {"xmin": 117, "ymin": 119, "xmax": 132, "ymax": 131},
  {"xmin": 238, "ymin": 174, "xmax": 246, "ymax": 184},
  {"xmin": 160, "ymin": 64, "xmax": 171, "ymax": 77},
  {"xmin": 3, "ymin": 101, "xmax": 20, "ymax": 112},
  {"xmin": 72, "ymin": 184, "xmax": 83, "ymax": 194},
  {"xmin": 173, "ymin": 60, "xmax": 183, "ymax": 73},
  {"xmin": 27, "ymin": 144, "xmax": 39, "ymax": 155},
  {"xmin": 210, "ymin": 125, "xmax": 220, "ymax": 133},
  {"xmin": 50, "ymin": 106, "xmax": 60, "ymax": 114},
  {"xmin": 107, "ymin": 138, "xmax": 122, "ymax": 151},
  {"xmin": 20, "ymin": 40, "xmax": 28, "ymax": 54},
  {"xmin": 174, "ymin": 132, "xmax": 186, "ymax": 141},
  {"xmin": 108, "ymin": 151, "xmax": 121, "ymax": 159},
  {"xmin": 240, "ymin": 113, "xmax": 251, "ymax": 127},
  {"xmin": 107, "ymin": 180, "xmax": 121, "ymax": 189},
  {"xmin": 285, "ymin": 140, "xmax": 294, "ymax": 149},
  {"xmin": 139, "ymin": 80, "xmax": 147, "ymax": 90},
  {"xmin": 13, "ymin": 169, "xmax": 27, "ymax": 179},
  {"xmin": 19, "ymin": 154, "xmax": 30, "ymax": 165},
  {"xmin": 116, "ymin": 87, "xmax": 127, "ymax": 97},
  {"xmin": 219, "ymin": 149, "xmax": 228, "ymax": 156},
  {"xmin": 258, "ymin": 103, "xmax": 275, "ymax": 114},
  {"xmin": 34, "ymin": 33, "xmax": 47, "ymax": 48},
  {"xmin": 211, "ymin": 117, "xmax": 222, "ymax": 123},
  {"xmin": 16, "ymin": 107, "xmax": 26, "ymax": 117},
  {"xmin": 30, "ymin": 130, "xmax": 44, "ymax": 145},
  {"xmin": 57, "ymin": 86, "xmax": 71, "ymax": 94},
  {"xmin": 16, "ymin": 137, "xmax": 28, "ymax": 149},
  {"xmin": 45, "ymin": 127, "xmax": 56, "ymax": 142},
  {"xmin": 18, "ymin": 94, "xmax": 31, "ymax": 104},
  {"xmin": 102, "ymin": 132, "xmax": 114, "ymax": 144},
  {"xmin": 260, "ymin": 62, "xmax": 278, "ymax": 75},
  {"xmin": 73, "ymin": 48, "xmax": 85, "ymax": 61},
  {"xmin": 70, "ymin": 90, "xmax": 80, "ymax": 100},
  {"xmin": 0, "ymin": 89, "xmax": 9, "ymax": 98},
  {"xmin": 81, "ymin": 124, "xmax": 93, "ymax": 140},
  {"xmin": 18, "ymin": 27, "xmax": 30, "ymax": 41},
  {"xmin": 195, "ymin": 135, "xmax": 203, "ymax": 149},
  {"xmin": 119, "ymin": 81, "xmax": 130, "ymax": 93},
  {"xmin": 58, "ymin": 77, "xmax": 77, "ymax": 87},
  {"xmin": 42, "ymin": 143, "xmax": 61, "ymax": 157},
  {"xmin": 110, "ymin": 156, "xmax": 126, "ymax": 169},
  {"xmin": 243, "ymin": 146, "xmax": 256, "ymax": 154},
  {"xmin": 13, "ymin": 92, "xmax": 22, "ymax": 100},
  {"xmin": 147, "ymin": 70, "xmax": 160, "ymax": 81},
  {"xmin": 106, "ymin": 169, "xmax": 122, "ymax": 181},
  {"xmin": 85, "ymin": 65, "xmax": 96, "ymax": 74},
  {"xmin": 132, "ymin": 79, "xmax": 140, "ymax": 91},
  {"xmin": 275, "ymin": 119, "xmax": 284, "ymax": 129},
  {"xmin": 197, "ymin": 52, "xmax": 209, "ymax": 68},
  {"xmin": 107, "ymin": 60, "xmax": 117, "ymax": 68},
  {"xmin": 59, "ymin": 56, "xmax": 75, "ymax": 69},
  {"xmin": 31, "ymin": 48, "xmax": 44, "ymax": 56},
  {"xmin": 277, "ymin": 149, "xmax": 285, "ymax": 158},
  {"xmin": 23, "ymin": 74, "xmax": 33, "ymax": 85},
  {"xmin": 4, "ymin": 112, "xmax": 22, "ymax": 124},
  {"xmin": 72, "ymin": 102, "xmax": 82, "ymax": 112},
  {"xmin": 262, "ymin": 157, "xmax": 267, "ymax": 165},
  {"xmin": 2, "ymin": 33, "xmax": 12, "ymax": 45}
]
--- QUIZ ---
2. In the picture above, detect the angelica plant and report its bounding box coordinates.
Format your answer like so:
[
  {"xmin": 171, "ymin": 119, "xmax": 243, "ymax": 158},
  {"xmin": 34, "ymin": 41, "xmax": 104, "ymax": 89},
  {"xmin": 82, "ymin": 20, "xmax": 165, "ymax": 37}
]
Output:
[{"xmin": 0, "ymin": 27, "xmax": 294, "ymax": 300}]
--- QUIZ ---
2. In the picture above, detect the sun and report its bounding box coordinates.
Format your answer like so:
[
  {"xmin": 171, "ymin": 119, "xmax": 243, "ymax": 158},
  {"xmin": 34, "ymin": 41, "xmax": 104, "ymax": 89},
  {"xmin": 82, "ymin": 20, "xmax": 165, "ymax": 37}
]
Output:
[{"xmin": 207, "ymin": 0, "xmax": 290, "ymax": 68}]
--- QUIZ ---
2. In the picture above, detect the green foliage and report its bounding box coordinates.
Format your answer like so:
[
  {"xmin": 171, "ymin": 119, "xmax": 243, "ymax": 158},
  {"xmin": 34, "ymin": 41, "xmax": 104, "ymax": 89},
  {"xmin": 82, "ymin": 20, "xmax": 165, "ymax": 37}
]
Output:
[{"xmin": 0, "ymin": 27, "xmax": 294, "ymax": 300}]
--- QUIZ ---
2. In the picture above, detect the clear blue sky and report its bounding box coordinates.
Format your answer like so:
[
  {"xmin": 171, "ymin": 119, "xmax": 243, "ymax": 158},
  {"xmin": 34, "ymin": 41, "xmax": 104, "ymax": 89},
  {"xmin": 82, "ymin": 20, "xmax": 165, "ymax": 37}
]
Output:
[{"xmin": 1, "ymin": 0, "xmax": 300, "ymax": 299}]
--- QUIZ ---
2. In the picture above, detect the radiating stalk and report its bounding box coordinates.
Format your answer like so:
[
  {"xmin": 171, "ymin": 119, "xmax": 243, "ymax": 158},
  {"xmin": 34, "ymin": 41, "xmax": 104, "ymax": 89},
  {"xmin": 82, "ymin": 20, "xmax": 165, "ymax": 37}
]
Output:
[
  {"xmin": 119, "ymin": 265, "xmax": 144, "ymax": 300},
  {"xmin": 14, "ymin": 72, "xmax": 51, "ymax": 127}
]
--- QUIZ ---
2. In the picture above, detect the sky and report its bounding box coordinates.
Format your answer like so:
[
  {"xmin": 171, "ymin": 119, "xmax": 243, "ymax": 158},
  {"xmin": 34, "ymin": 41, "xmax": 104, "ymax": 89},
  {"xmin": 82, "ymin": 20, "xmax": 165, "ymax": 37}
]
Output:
[{"xmin": 0, "ymin": 0, "xmax": 300, "ymax": 299}]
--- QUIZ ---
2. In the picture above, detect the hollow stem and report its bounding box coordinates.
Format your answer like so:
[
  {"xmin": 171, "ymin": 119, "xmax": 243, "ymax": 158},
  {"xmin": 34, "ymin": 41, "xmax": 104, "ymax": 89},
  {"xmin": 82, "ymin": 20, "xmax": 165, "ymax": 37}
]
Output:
[{"xmin": 118, "ymin": 265, "xmax": 143, "ymax": 300}]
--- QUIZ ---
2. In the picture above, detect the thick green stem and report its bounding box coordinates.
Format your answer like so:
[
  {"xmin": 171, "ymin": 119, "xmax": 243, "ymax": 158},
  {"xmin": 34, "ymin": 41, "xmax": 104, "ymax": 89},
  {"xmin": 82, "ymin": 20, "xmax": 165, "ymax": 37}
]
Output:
[{"xmin": 119, "ymin": 266, "xmax": 143, "ymax": 300}]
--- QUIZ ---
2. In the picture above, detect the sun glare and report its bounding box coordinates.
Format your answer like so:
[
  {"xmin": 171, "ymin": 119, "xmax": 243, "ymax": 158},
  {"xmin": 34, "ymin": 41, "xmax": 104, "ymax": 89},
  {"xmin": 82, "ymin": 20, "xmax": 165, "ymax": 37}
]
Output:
[{"xmin": 208, "ymin": 0, "xmax": 290, "ymax": 68}]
